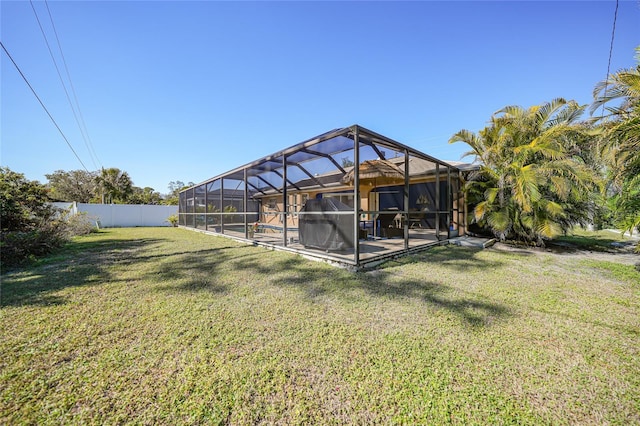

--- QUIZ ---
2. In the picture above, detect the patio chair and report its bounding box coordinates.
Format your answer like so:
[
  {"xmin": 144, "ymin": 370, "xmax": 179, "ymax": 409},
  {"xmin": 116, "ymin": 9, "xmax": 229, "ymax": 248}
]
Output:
[{"xmin": 376, "ymin": 209, "xmax": 403, "ymax": 238}]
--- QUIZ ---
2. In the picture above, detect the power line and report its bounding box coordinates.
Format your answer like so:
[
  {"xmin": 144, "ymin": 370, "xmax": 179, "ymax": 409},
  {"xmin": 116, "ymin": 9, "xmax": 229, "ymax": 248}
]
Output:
[
  {"xmin": 43, "ymin": 0, "xmax": 102, "ymax": 168},
  {"xmin": 600, "ymin": 0, "xmax": 619, "ymax": 118},
  {"xmin": 0, "ymin": 41, "xmax": 90, "ymax": 173},
  {"xmin": 29, "ymin": 0, "xmax": 100, "ymax": 170}
]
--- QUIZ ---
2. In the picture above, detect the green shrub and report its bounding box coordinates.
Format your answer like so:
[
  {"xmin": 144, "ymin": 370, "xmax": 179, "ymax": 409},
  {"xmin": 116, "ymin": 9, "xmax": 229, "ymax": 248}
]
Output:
[
  {"xmin": 1, "ymin": 221, "xmax": 67, "ymax": 267},
  {"xmin": 166, "ymin": 214, "xmax": 178, "ymax": 227},
  {"xmin": 0, "ymin": 168, "xmax": 75, "ymax": 268}
]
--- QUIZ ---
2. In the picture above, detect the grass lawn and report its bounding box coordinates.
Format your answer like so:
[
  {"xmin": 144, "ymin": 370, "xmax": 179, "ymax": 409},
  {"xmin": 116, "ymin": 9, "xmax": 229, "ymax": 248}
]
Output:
[{"xmin": 1, "ymin": 227, "xmax": 639, "ymax": 424}]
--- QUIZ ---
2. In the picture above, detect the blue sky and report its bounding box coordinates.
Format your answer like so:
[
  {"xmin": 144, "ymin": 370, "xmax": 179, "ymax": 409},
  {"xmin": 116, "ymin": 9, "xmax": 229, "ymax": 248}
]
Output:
[{"xmin": 2, "ymin": 1, "xmax": 639, "ymax": 194}]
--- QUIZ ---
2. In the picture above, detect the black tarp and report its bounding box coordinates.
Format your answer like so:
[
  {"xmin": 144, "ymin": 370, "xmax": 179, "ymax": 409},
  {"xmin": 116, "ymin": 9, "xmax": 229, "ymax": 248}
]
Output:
[{"xmin": 299, "ymin": 198, "xmax": 354, "ymax": 251}]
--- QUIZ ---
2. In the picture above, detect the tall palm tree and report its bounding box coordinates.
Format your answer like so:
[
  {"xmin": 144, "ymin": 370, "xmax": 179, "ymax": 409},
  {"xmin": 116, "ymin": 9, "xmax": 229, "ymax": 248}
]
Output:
[
  {"xmin": 591, "ymin": 47, "xmax": 640, "ymax": 234},
  {"xmin": 96, "ymin": 167, "xmax": 133, "ymax": 204},
  {"xmin": 450, "ymin": 98, "xmax": 600, "ymax": 245}
]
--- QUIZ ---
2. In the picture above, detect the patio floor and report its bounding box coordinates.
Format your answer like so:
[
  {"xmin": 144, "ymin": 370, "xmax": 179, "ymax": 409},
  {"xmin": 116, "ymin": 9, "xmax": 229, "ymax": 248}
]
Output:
[{"xmin": 207, "ymin": 227, "xmax": 447, "ymax": 268}]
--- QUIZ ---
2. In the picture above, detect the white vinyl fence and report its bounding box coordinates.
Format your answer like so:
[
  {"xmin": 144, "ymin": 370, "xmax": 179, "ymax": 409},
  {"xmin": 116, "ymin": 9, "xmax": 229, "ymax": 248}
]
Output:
[{"xmin": 53, "ymin": 202, "xmax": 177, "ymax": 228}]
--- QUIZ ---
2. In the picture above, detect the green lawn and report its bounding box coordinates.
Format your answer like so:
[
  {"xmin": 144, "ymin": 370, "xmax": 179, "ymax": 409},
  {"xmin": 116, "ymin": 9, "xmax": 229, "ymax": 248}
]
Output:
[{"xmin": 2, "ymin": 228, "xmax": 639, "ymax": 424}]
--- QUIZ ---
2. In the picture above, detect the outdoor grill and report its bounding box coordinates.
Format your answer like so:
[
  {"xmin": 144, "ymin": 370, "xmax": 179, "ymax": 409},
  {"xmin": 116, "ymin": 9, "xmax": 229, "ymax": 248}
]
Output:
[{"xmin": 298, "ymin": 198, "xmax": 354, "ymax": 251}]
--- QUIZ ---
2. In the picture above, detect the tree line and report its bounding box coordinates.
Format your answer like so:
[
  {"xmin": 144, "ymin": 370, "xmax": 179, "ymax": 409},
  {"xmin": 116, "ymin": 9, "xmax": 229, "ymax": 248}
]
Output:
[
  {"xmin": 44, "ymin": 167, "xmax": 193, "ymax": 206},
  {"xmin": 0, "ymin": 166, "xmax": 194, "ymax": 267}
]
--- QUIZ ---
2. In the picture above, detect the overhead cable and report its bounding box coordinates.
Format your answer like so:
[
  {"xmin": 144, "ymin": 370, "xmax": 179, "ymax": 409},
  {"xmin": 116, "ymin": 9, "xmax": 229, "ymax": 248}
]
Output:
[
  {"xmin": 29, "ymin": 0, "xmax": 99, "ymax": 169},
  {"xmin": 0, "ymin": 41, "xmax": 90, "ymax": 173},
  {"xmin": 43, "ymin": 0, "xmax": 102, "ymax": 168},
  {"xmin": 600, "ymin": 0, "xmax": 619, "ymax": 119}
]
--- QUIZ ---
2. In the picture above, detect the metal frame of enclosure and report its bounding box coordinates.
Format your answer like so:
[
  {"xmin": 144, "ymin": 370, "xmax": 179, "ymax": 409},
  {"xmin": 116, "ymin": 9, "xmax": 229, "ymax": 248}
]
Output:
[{"xmin": 179, "ymin": 125, "xmax": 466, "ymax": 269}]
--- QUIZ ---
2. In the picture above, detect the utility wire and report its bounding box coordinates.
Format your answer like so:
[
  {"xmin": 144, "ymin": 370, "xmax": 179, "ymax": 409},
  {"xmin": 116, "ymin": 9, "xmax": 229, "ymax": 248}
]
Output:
[
  {"xmin": 0, "ymin": 41, "xmax": 90, "ymax": 173},
  {"xmin": 600, "ymin": 0, "xmax": 619, "ymax": 119},
  {"xmin": 44, "ymin": 0, "xmax": 102, "ymax": 168},
  {"xmin": 29, "ymin": 0, "xmax": 99, "ymax": 169}
]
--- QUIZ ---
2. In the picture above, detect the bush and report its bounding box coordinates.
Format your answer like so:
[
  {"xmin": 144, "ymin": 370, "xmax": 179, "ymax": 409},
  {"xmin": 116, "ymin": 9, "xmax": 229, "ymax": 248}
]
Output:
[
  {"xmin": 0, "ymin": 168, "xmax": 103, "ymax": 269},
  {"xmin": 1, "ymin": 220, "xmax": 68, "ymax": 267},
  {"xmin": 61, "ymin": 211, "xmax": 98, "ymax": 237},
  {"xmin": 1, "ymin": 211, "xmax": 97, "ymax": 269},
  {"xmin": 0, "ymin": 168, "xmax": 81, "ymax": 269},
  {"xmin": 166, "ymin": 214, "xmax": 178, "ymax": 227},
  {"xmin": 1, "ymin": 168, "xmax": 55, "ymax": 231}
]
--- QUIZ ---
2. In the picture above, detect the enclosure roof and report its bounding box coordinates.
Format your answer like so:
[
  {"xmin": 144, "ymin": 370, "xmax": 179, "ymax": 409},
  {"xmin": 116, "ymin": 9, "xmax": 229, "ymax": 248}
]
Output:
[{"xmin": 183, "ymin": 125, "xmax": 465, "ymax": 195}]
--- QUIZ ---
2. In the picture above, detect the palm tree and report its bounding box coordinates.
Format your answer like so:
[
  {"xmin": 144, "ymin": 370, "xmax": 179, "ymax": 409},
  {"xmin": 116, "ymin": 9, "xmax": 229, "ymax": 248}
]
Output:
[
  {"xmin": 450, "ymin": 98, "xmax": 600, "ymax": 245},
  {"xmin": 591, "ymin": 47, "xmax": 640, "ymax": 234},
  {"xmin": 96, "ymin": 167, "xmax": 133, "ymax": 204}
]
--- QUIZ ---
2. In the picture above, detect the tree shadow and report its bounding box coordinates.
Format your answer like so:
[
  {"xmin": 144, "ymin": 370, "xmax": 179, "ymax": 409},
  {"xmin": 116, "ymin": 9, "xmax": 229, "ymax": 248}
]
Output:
[
  {"xmin": 1, "ymin": 237, "xmax": 167, "ymax": 307},
  {"xmin": 227, "ymin": 249, "xmax": 511, "ymax": 327},
  {"xmin": 550, "ymin": 234, "xmax": 629, "ymax": 253},
  {"xmin": 149, "ymin": 246, "xmax": 258, "ymax": 294},
  {"xmin": 360, "ymin": 275, "xmax": 510, "ymax": 327},
  {"xmin": 3, "ymin": 233, "xmax": 511, "ymax": 328},
  {"xmin": 383, "ymin": 245, "xmax": 507, "ymax": 271},
  {"xmin": 1, "ymin": 237, "xmax": 243, "ymax": 307},
  {"xmin": 488, "ymin": 246, "xmax": 537, "ymax": 257},
  {"xmin": 534, "ymin": 307, "xmax": 640, "ymax": 337}
]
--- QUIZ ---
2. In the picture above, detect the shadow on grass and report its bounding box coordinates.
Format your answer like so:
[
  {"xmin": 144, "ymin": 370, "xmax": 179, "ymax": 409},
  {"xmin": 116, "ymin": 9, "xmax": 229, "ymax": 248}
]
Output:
[
  {"xmin": 226, "ymin": 247, "xmax": 511, "ymax": 327},
  {"xmin": 550, "ymin": 233, "xmax": 631, "ymax": 253},
  {"xmin": 150, "ymin": 246, "xmax": 258, "ymax": 294},
  {"xmin": 534, "ymin": 307, "xmax": 639, "ymax": 337},
  {"xmin": 1, "ymin": 234, "xmax": 243, "ymax": 307},
  {"xmin": 1, "ymin": 237, "xmax": 166, "ymax": 307},
  {"xmin": 359, "ymin": 273, "xmax": 510, "ymax": 327},
  {"xmin": 3, "ymin": 231, "xmax": 511, "ymax": 327},
  {"xmin": 387, "ymin": 245, "xmax": 510, "ymax": 269}
]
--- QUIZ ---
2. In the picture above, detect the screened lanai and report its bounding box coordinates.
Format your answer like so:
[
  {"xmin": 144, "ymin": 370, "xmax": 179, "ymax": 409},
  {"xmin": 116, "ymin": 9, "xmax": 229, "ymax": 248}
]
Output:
[{"xmin": 179, "ymin": 125, "xmax": 466, "ymax": 269}]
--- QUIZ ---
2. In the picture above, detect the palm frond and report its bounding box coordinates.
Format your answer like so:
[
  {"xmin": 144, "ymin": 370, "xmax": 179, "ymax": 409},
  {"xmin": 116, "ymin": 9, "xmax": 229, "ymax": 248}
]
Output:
[
  {"xmin": 543, "ymin": 200, "xmax": 565, "ymax": 217},
  {"xmin": 536, "ymin": 98, "xmax": 567, "ymax": 128},
  {"xmin": 487, "ymin": 209, "xmax": 512, "ymax": 235},
  {"xmin": 474, "ymin": 201, "xmax": 489, "ymax": 222},
  {"xmin": 535, "ymin": 219, "xmax": 563, "ymax": 239},
  {"xmin": 484, "ymin": 187, "xmax": 499, "ymax": 204}
]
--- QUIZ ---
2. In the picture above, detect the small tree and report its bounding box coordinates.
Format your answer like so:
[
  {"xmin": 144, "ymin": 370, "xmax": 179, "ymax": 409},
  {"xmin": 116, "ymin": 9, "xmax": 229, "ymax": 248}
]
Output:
[
  {"xmin": 1, "ymin": 167, "xmax": 55, "ymax": 233},
  {"xmin": 129, "ymin": 186, "xmax": 163, "ymax": 205},
  {"xmin": 449, "ymin": 99, "xmax": 601, "ymax": 245},
  {"xmin": 1, "ymin": 168, "xmax": 63, "ymax": 266},
  {"xmin": 45, "ymin": 169, "xmax": 97, "ymax": 202},
  {"xmin": 164, "ymin": 180, "xmax": 194, "ymax": 205},
  {"xmin": 166, "ymin": 214, "xmax": 179, "ymax": 227},
  {"xmin": 0, "ymin": 167, "xmax": 99, "ymax": 268},
  {"xmin": 96, "ymin": 167, "xmax": 133, "ymax": 204}
]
